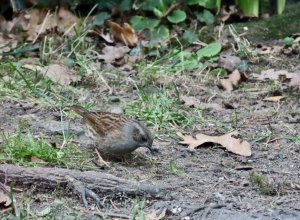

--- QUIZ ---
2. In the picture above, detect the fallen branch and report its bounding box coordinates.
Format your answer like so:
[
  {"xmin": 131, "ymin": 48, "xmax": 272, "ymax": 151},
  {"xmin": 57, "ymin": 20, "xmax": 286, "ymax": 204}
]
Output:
[{"xmin": 0, "ymin": 164, "xmax": 163, "ymax": 199}]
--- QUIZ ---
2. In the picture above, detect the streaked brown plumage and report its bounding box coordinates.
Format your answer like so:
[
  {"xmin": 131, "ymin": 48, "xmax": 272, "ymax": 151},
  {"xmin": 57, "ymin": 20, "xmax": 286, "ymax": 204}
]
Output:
[{"xmin": 70, "ymin": 105, "xmax": 153, "ymax": 157}]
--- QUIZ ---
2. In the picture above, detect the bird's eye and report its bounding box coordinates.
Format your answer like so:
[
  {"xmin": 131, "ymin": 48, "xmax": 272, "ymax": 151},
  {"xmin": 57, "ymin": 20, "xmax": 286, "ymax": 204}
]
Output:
[{"xmin": 141, "ymin": 135, "xmax": 148, "ymax": 142}]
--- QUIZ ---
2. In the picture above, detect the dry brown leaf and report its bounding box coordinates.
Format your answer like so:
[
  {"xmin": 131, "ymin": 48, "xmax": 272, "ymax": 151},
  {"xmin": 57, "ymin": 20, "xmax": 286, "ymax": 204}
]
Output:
[
  {"xmin": 177, "ymin": 131, "xmax": 252, "ymax": 157},
  {"xmin": 23, "ymin": 64, "xmax": 80, "ymax": 85},
  {"xmin": 263, "ymin": 96, "xmax": 285, "ymax": 102},
  {"xmin": 220, "ymin": 70, "xmax": 247, "ymax": 92},
  {"xmin": 107, "ymin": 20, "xmax": 138, "ymax": 47},
  {"xmin": 98, "ymin": 45, "xmax": 130, "ymax": 63},
  {"xmin": 24, "ymin": 7, "xmax": 78, "ymax": 41},
  {"xmin": 0, "ymin": 189, "xmax": 11, "ymax": 208},
  {"xmin": 218, "ymin": 54, "xmax": 241, "ymax": 71}
]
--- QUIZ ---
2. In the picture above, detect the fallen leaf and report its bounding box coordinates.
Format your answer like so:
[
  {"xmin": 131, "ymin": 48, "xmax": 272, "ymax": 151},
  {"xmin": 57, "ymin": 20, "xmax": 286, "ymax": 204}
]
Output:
[
  {"xmin": 0, "ymin": 189, "xmax": 11, "ymax": 208},
  {"xmin": 220, "ymin": 70, "xmax": 247, "ymax": 92},
  {"xmin": 98, "ymin": 45, "xmax": 130, "ymax": 63},
  {"xmin": 23, "ymin": 64, "xmax": 80, "ymax": 85},
  {"xmin": 263, "ymin": 96, "xmax": 285, "ymax": 102},
  {"xmin": 107, "ymin": 20, "xmax": 138, "ymax": 47},
  {"xmin": 177, "ymin": 131, "xmax": 252, "ymax": 157},
  {"xmin": 218, "ymin": 54, "xmax": 241, "ymax": 71}
]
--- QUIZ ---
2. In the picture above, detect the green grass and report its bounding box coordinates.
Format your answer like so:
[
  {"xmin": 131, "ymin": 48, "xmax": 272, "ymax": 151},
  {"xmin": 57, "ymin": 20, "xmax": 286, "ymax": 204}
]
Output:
[
  {"xmin": 249, "ymin": 172, "xmax": 278, "ymax": 195},
  {"xmin": 124, "ymin": 87, "xmax": 193, "ymax": 131},
  {"xmin": 0, "ymin": 132, "xmax": 94, "ymax": 169},
  {"xmin": 169, "ymin": 160, "xmax": 188, "ymax": 177}
]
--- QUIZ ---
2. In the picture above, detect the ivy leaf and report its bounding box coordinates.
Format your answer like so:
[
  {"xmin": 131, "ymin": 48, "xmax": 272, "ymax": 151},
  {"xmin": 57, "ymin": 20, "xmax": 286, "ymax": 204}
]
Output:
[
  {"xmin": 92, "ymin": 12, "xmax": 110, "ymax": 26},
  {"xmin": 183, "ymin": 31, "xmax": 198, "ymax": 43},
  {"xmin": 130, "ymin": 16, "xmax": 160, "ymax": 31},
  {"xmin": 151, "ymin": 25, "xmax": 170, "ymax": 42},
  {"xmin": 119, "ymin": 0, "xmax": 132, "ymax": 11},
  {"xmin": 154, "ymin": 8, "xmax": 164, "ymax": 18},
  {"xmin": 195, "ymin": 9, "xmax": 215, "ymax": 25},
  {"xmin": 196, "ymin": 42, "xmax": 222, "ymax": 60},
  {"xmin": 167, "ymin": 10, "xmax": 187, "ymax": 23}
]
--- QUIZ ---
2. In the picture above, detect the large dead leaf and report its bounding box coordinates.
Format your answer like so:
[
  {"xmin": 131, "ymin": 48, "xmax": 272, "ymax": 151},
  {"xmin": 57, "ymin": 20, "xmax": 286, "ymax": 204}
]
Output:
[
  {"xmin": 0, "ymin": 7, "xmax": 78, "ymax": 42},
  {"xmin": 220, "ymin": 70, "xmax": 247, "ymax": 92},
  {"xmin": 24, "ymin": 64, "xmax": 80, "ymax": 85},
  {"xmin": 98, "ymin": 45, "xmax": 130, "ymax": 63},
  {"xmin": 177, "ymin": 131, "xmax": 252, "ymax": 157},
  {"xmin": 107, "ymin": 20, "xmax": 138, "ymax": 47}
]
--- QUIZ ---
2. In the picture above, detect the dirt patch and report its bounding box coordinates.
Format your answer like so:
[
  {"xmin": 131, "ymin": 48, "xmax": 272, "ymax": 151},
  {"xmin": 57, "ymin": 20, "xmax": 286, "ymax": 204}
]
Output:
[{"xmin": 1, "ymin": 48, "xmax": 300, "ymax": 219}]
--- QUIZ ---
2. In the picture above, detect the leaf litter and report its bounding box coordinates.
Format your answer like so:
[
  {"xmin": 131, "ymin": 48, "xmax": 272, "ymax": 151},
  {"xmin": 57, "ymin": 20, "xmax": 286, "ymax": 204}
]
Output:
[{"xmin": 23, "ymin": 63, "xmax": 81, "ymax": 85}]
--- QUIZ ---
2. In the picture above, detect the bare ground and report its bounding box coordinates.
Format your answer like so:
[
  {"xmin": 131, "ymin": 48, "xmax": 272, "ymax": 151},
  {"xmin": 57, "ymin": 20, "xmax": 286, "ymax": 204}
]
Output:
[{"xmin": 1, "ymin": 46, "xmax": 300, "ymax": 219}]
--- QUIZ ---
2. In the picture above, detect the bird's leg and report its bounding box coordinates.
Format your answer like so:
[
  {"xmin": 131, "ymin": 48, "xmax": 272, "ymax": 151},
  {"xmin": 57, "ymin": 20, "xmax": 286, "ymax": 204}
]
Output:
[
  {"xmin": 66, "ymin": 176, "xmax": 104, "ymax": 210},
  {"xmin": 95, "ymin": 148, "xmax": 110, "ymax": 167}
]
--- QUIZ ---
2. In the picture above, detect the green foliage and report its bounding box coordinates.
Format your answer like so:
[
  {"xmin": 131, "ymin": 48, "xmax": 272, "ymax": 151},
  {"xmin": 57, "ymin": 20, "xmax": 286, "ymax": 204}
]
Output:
[
  {"xmin": 187, "ymin": 0, "xmax": 220, "ymax": 9},
  {"xmin": 283, "ymin": 37, "xmax": 294, "ymax": 46},
  {"xmin": 151, "ymin": 25, "xmax": 170, "ymax": 42},
  {"xmin": 1, "ymin": 132, "xmax": 64, "ymax": 165},
  {"xmin": 131, "ymin": 1, "xmax": 188, "ymax": 42},
  {"xmin": 169, "ymin": 160, "xmax": 188, "ymax": 177},
  {"xmin": 196, "ymin": 42, "xmax": 222, "ymax": 60},
  {"xmin": 183, "ymin": 31, "xmax": 199, "ymax": 44},
  {"xmin": 167, "ymin": 10, "xmax": 187, "ymax": 23},
  {"xmin": 249, "ymin": 172, "xmax": 278, "ymax": 195},
  {"xmin": 236, "ymin": 0, "xmax": 259, "ymax": 17},
  {"xmin": 195, "ymin": 9, "xmax": 215, "ymax": 25},
  {"xmin": 130, "ymin": 16, "xmax": 160, "ymax": 31},
  {"xmin": 0, "ymin": 132, "xmax": 93, "ymax": 168},
  {"xmin": 91, "ymin": 12, "xmax": 111, "ymax": 26},
  {"xmin": 125, "ymin": 88, "xmax": 192, "ymax": 130}
]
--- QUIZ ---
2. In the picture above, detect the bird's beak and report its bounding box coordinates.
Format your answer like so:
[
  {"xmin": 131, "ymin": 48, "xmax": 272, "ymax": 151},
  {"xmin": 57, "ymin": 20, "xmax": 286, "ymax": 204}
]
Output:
[{"xmin": 145, "ymin": 144, "xmax": 157, "ymax": 154}]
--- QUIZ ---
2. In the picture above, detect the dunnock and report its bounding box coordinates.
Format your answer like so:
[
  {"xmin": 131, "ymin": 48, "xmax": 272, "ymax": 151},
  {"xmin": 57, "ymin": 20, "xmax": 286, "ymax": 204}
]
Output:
[{"xmin": 70, "ymin": 105, "xmax": 154, "ymax": 157}]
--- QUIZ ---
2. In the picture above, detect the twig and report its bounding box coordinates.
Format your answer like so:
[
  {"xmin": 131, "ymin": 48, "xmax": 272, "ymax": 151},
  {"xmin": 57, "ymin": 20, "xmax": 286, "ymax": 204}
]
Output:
[{"xmin": 163, "ymin": 2, "xmax": 181, "ymax": 18}]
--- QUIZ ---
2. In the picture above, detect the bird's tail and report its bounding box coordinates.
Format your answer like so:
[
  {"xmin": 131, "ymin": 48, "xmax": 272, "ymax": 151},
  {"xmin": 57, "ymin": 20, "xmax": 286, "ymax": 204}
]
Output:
[{"xmin": 70, "ymin": 105, "xmax": 88, "ymax": 117}]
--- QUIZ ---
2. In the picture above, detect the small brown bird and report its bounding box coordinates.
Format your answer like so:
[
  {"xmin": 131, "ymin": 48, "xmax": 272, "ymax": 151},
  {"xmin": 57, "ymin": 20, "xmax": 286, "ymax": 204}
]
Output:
[{"xmin": 70, "ymin": 105, "xmax": 154, "ymax": 159}]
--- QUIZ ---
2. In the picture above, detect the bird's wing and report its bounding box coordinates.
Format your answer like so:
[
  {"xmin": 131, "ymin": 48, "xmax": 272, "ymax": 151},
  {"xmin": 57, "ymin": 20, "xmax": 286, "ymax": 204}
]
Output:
[{"xmin": 83, "ymin": 111, "xmax": 126, "ymax": 136}]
